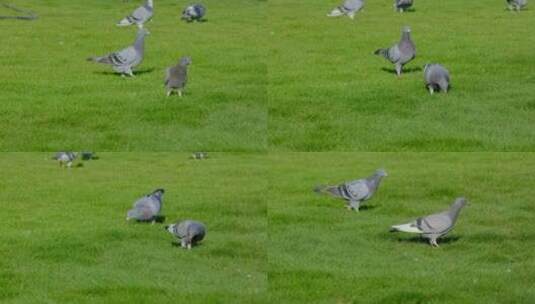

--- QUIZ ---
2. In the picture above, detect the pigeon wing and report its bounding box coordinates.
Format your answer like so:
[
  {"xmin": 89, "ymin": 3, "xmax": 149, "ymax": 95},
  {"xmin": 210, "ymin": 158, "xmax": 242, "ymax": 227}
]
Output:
[{"xmin": 416, "ymin": 213, "xmax": 452, "ymax": 234}]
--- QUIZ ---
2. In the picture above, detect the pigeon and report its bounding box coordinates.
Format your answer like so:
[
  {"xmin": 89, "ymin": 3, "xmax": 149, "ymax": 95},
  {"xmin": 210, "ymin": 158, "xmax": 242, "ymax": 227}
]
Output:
[
  {"xmin": 507, "ymin": 0, "xmax": 527, "ymax": 10},
  {"xmin": 374, "ymin": 26, "xmax": 416, "ymax": 76},
  {"xmin": 182, "ymin": 4, "xmax": 206, "ymax": 22},
  {"xmin": 315, "ymin": 169, "xmax": 388, "ymax": 211},
  {"xmin": 165, "ymin": 220, "xmax": 206, "ymax": 249},
  {"xmin": 394, "ymin": 0, "xmax": 413, "ymax": 12},
  {"xmin": 390, "ymin": 197, "xmax": 468, "ymax": 247},
  {"xmin": 52, "ymin": 152, "xmax": 77, "ymax": 167},
  {"xmin": 424, "ymin": 63, "xmax": 450, "ymax": 94},
  {"xmin": 164, "ymin": 56, "xmax": 192, "ymax": 97},
  {"xmin": 191, "ymin": 152, "xmax": 207, "ymax": 159},
  {"xmin": 327, "ymin": 0, "xmax": 364, "ymax": 19},
  {"xmin": 117, "ymin": 0, "xmax": 153, "ymax": 28},
  {"xmin": 87, "ymin": 28, "xmax": 149, "ymax": 77},
  {"xmin": 126, "ymin": 188, "xmax": 165, "ymax": 223}
]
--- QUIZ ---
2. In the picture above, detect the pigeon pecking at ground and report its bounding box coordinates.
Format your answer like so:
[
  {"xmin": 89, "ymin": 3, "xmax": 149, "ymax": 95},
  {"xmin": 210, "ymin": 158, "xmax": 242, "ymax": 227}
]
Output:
[
  {"xmin": 374, "ymin": 26, "xmax": 416, "ymax": 76},
  {"xmin": 394, "ymin": 0, "xmax": 413, "ymax": 12},
  {"xmin": 181, "ymin": 4, "xmax": 206, "ymax": 22},
  {"xmin": 507, "ymin": 0, "xmax": 527, "ymax": 10},
  {"xmin": 327, "ymin": 0, "xmax": 364, "ymax": 19},
  {"xmin": 126, "ymin": 188, "xmax": 165, "ymax": 223},
  {"xmin": 117, "ymin": 0, "xmax": 153, "ymax": 28},
  {"xmin": 164, "ymin": 56, "xmax": 192, "ymax": 97},
  {"xmin": 87, "ymin": 28, "xmax": 149, "ymax": 77},
  {"xmin": 52, "ymin": 152, "xmax": 77, "ymax": 167},
  {"xmin": 315, "ymin": 169, "xmax": 388, "ymax": 211},
  {"xmin": 424, "ymin": 63, "xmax": 450, "ymax": 94},
  {"xmin": 191, "ymin": 152, "xmax": 207, "ymax": 160},
  {"xmin": 165, "ymin": 220, "xmax": 206, "ymax": 249},
  {"xmin": 390, "ymin": 197, "xmax": 468, "ymax": 247}
]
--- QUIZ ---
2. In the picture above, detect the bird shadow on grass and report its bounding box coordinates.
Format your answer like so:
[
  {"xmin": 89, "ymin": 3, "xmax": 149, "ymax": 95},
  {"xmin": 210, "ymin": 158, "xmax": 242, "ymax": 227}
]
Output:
[
  {"xmin": 381, "ymin": 66, "xmax": 422, "ymax": 75},
  {"xmin": 130, "ymin": 215, "xmax": 166, "ymax": 224},
  {"xmin": 392, "ymin": 235, "xmax": 462, "ymax": 245},
  {"xmin": 93, "ymin": 67, "xmax": 156, "ymax": 77},
  {"xmin": 171, "ymin": 241, "xmax": 204, "ymax": 249},
  {"xmin": 356, "ymin": 205, "xmax": 376, "ymax": 211}
]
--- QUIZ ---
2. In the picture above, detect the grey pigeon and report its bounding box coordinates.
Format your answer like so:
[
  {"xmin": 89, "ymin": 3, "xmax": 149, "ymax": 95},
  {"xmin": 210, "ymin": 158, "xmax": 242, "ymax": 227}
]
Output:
[
  {"xmin": 126, "ymin": 188, "xmax": 165, "ymax": 223},
  {"xmin": 394, "ymin": 0, "xmax": 413, "ymax": 12},
  {"xmin": 424, "ymin": 63, "xmax": 450, "ymax": 94},
  {"xmin": 315, "ymin": 169, "xmax": 388, "ymax": 211},
  {"xmin": 507, "ymin": 0, "xmax": 527, "ymax": 10},
  {"xmin": 164, "ymin": 56, "xmax": 192, "ymax": 97},
  {"xmin": 182, "ymin": 4, "xmax": 206, "ymax": 22},
  {"xmin": 327, "ymin": 0, "xmax": 364, "ymax": 19},
  {"xmin": 52, "ymin": 152, "xmax": 77, "ymax": 167},
  {"xmin": 117, "ymin": 0, "xmax": 153, "ymax": 28},
  {"xmin": 390, "ymin": 197, "xmax": 468, "ymax": 247},
  {"xmin": 191, "ymin": 152, "xmax": 207, "ymax": 160},
  {"xmin": 165, "ymin": 220, "xmax": 206, "ymax": 249},
  {"xmin": 87, "ymin": 28, "xmax": 149, "ymax": 77},
  {"xmin": 374, "ymin": 26, "xmax": 416, "ymax": 76}
]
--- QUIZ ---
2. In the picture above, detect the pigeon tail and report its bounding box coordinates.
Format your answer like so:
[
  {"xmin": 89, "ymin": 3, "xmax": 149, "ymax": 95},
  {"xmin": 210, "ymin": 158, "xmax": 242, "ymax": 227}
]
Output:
[
  {"xmin": 117, "ymin": 17, "xmax": 133, "ymax": 26},
  {"xmin": 390, "ymin": 223, "xmax": 423, "ymax": 233},
  {"xmin": 314, "ymin": 185, "xmax": 342, "ymax": 197}
]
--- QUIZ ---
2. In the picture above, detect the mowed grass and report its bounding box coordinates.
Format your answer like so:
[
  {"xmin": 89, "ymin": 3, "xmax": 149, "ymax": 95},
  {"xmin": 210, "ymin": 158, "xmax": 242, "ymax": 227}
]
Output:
[
  {"xmin": 0, "ymin": 1, "xmax": 266, "ymax": 151},
  {"xmin": 268, "ymin": 153, "xmax": 535, "ymax": 303},
  {"xmin": 0, "ymin": 153, "xmax": 267, "ymax": 303},
  {"xmin": 268, "ymin": 0, "xmax": 535, "ymax": 151}
]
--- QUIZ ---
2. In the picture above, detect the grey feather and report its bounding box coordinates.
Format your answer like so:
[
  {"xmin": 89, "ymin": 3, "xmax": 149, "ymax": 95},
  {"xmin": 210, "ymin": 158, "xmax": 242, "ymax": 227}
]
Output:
[
  {"xmin": 182, "ymin": 4, "xmax": 206, "ymax": 22},
  {"xmin": 390, "ymin": 197, "xmax": 468, "ymax": 247},
  {"xmin": 315, "ymin": 169, "xmax": 388, "ymax": 211},
  {"xmin": 327, "ymin": 0, "xmax": 364, "ymax": 19},
  {"xmin": 165, "ymin": 56, "xmax": 191, "ymax": 96},
  {"xmin": 117, "ymin": 0, "xmax": 153, "ymax": 28},
  {"xmin": 394, "ymin": 0, "xmax": 413, "ymax": 12},
  {"xmin": 374, "ymin": 26, "xmax": 416, "ymax": 76},
  {"xmin": 166, "ymin": 220, "xmax": 206, "ymax": 249},
  {"xmin": 424, "ymin": 63, "xmax": 450, "ymax": 94},
  {"xmin": 126, "ymin": 188, "xmax": 164, "ymax": 222},
  {"xmin": 88, "ymin": 28, "xmax": 149, "ymax": 77}
]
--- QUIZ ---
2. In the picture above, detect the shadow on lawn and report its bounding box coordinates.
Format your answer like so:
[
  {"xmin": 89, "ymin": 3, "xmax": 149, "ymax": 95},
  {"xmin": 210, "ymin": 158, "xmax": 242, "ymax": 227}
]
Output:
[
  {"xmin": 93, "ymin": 67, "xmax": 156, "ymax": 77},
  {"xmin": 394, "ymin": 235, "xmax": 462, "ymax": 245},
  {"xmin": 381, "ymin": 66, "xmax": 422, "ymax": 75}
]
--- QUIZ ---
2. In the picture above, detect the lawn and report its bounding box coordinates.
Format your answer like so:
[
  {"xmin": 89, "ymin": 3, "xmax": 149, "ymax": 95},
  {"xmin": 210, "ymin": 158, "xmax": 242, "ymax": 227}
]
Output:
[
  {"xmin": 268, "ymin": 152, "xmax": 535, "ymax": 303},
  {"xmin": 0, "ymin": 0, "xmax": 267, "ymax": 151},
  {"xmin": 0, "ymin": 153, "xmax": 267, "ymax": 303},
  {"xmin": 268, "ymin": 0, "xmax": 535, "ymax": 151}
]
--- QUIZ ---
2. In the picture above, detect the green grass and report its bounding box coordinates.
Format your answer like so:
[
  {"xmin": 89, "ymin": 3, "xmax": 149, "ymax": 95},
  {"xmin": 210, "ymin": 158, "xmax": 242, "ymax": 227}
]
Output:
[
  {"xmin": 268, "ymin": 0, "xmax": 535, "ymax": 151},
  {"xmin": 0, "ymin": 1, "xmax": 266, "ymax": 151},
  {"xmin": 0, "ymin": 153, "xmax": 267, "ymax": 303},
  {"xmin": 268, "ymin": 152, "xmax": 535, "ymax": 303}
]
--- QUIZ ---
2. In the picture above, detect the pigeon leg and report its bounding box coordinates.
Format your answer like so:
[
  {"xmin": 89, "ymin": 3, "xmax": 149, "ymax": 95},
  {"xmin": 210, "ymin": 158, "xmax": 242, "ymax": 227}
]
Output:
[
  {"xmin": 128, "ymin": 71, "xmax": 135, "ymax": 77},
  {"xmin": 178, "ymin": 90, "xmax": 182, "ymax": 97},
  {"xmin": 430, "ymin": 238, "xmax": 439, "ymax": 247},
  {"xmin": 348, "ymin": 12, "xmax": 355, "ymax": 19},
  {"xmin": 350, "ymin": 200, "xmax": 360, "ymax": 212},
  {"xmin": 167, "ymin": 90, "xmax": 172, "ymax": 97},
  {"xmin": 395, "ymin": 63, "xmax": 402, "ymax": 77},
  {"xmin": 187, "ymin": 243, "xmax": 192, "ymax": 250},
  {"xmin": 181, "ymin": 239, "xmax": 187, "ymax": 248},
  {"xmin": 428, "ymin": 86, "xmax": 434, "ymax": 95}
]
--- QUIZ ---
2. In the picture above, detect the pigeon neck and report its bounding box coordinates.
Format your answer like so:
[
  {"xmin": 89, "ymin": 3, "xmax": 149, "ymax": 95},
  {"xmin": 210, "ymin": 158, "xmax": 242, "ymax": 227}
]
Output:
[
  {"xmin": 401, "ymin": 32, "xmax": 411, "ymax": 42},
  {"xmin": 368, "ymin": 174, "xmax": 383, "ymax": 189},
  {"xmin": 448, "ymin": 203, "xmax": 464, "ymax": 222},
  {"xmin": 146, "ymin": 0, "xmax": 153, "ymax": 8},
  {"xmin": 134, "ymin": 34, "xmax": 146, "ymax": 52}
]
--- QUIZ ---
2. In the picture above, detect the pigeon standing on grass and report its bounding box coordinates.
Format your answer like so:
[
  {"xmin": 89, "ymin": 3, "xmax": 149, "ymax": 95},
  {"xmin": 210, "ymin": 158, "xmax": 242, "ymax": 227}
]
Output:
[
  {"xmin": 53, "ymin": 152, "xmax": 77, "ymax": 167},
  {"xmin": 182, "ymin": 4, "xmax": 206, "ymax": 22},
  {"xmin": 390, "ymin": 197, "xmax": 468, "ymax": 247},
  {"xmin": 117, "ymin": 0, "xmax": 153, "ymax": 28},
  {"xmin": 164, "ymin": 56, "xmax": 192, "ymax": 97},
  {"xmin": 126, "ymin": 188, "xmax": 165, "ymax": 223},
  {"xmin": 424, "ymin": 63, "xmax": 450, "ymax": 94},
  {"xmin": 87, "ymin": 28, "xmax": 149, "ymax": 77},
  {"xmin": 507, "ymin": 0, "xmax": 527, "ymax": 10},
  {"xmin": 374, "ymin": 26, "xmax": 416, "ymax": 76},
  {"xmin": 165, "ymin": 220, "xmax": 206, "ymax": 249},
  {"xmin": 394, "ymin": 0, "xmax": 413, "ymax": 12},
  {"xmin": 315, "ymin": 169, "xmax": 388, "ymax": 211},
  {"xmin": 327, "ymin": 0, "xmax": 364, "ymax": 19}
]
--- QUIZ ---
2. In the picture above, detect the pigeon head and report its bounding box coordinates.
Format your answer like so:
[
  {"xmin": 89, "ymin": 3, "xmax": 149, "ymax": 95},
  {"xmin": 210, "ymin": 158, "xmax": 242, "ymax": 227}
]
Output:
[
  {"xmin": 138, "ymin": 28, "xmax": 150, "ymax": 36},
  {"xmin": 402, "ymin": 25, "xmax": 411, "ymax": 33},
  {"xmin": 179, "ymin": 56, "xmax": 192, "ymax": 66},
  {"xmin": 453, "ymin": 197, "xmax": 468, "ymax": 208},
  {"xmin": 375, "ymin": 169, "xmax": 388, "ymax": 177},
  {"xmin": 151, "ymin": 188, "xmax": 165, "ymax": 197}
]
